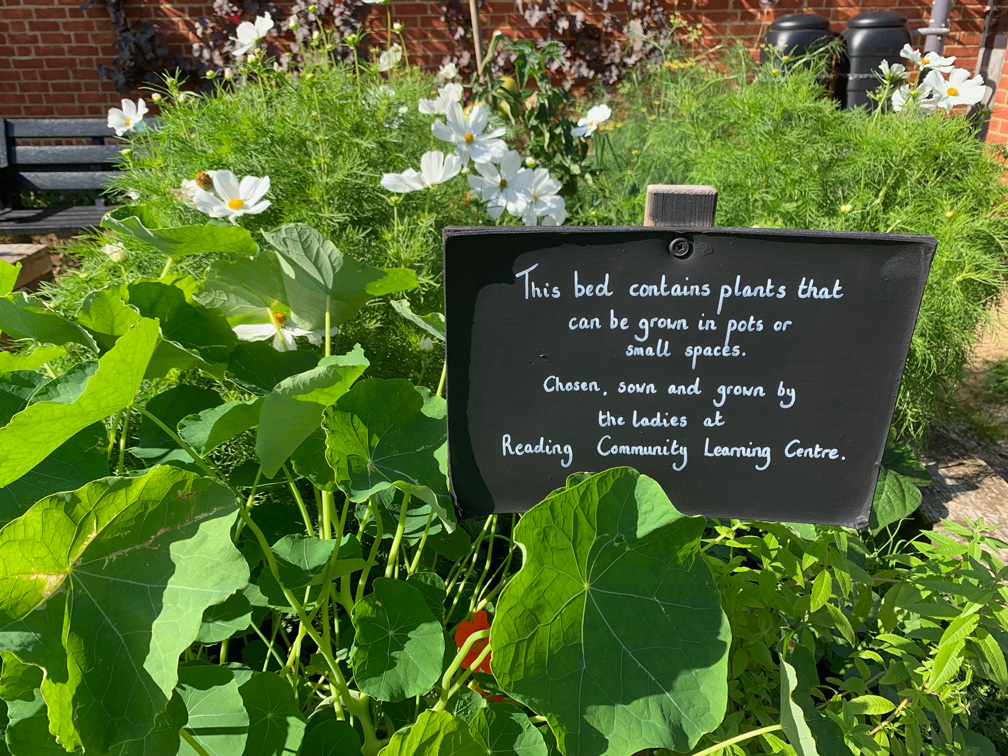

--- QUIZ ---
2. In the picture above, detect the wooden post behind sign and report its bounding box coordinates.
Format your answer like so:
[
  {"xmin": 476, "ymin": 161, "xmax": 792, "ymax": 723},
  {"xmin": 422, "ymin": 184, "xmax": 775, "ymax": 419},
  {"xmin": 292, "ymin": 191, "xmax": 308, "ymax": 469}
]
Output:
[{"xmin": 643, "ymin": 184, "xmax": 718, "ymax": 228}]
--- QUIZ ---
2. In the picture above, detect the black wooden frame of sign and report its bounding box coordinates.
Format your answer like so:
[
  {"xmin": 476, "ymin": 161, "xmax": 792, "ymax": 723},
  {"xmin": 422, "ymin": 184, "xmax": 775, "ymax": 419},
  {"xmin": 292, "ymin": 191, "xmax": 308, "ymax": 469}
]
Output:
[{"xmin": 443, "ymin": 225, "xmax": 936, "ymax": 527}]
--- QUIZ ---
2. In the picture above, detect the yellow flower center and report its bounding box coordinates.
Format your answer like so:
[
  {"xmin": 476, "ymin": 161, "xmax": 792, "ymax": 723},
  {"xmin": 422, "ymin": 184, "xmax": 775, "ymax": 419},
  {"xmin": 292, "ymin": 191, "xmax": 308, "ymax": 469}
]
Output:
[
  {"xmin": 228, "ymin": 198, "xmax": 245, "ymax": 210},
  {"xmin": 532, "ymin": 193, "xmax": 538, "ymax": 202},
  {"xmin": 499, "ymin": 178, "xmax": 507, "ymax": 188},
  {"xmin": 464, "ymin": 132, "xmax": 474, "ymax": 143},
  {"xmin": 921, "ymin": 57, "xmax": 930, "ymax": 66},
  {"xmin": 270, "ymin": 311, "xmax": 288, "ymax": 327},
  {"xmin": 125, "ymin": 118, "xmax": 131, "ymax": 126},
  {"xmin": 947, "ymin": 86, "xmax": 959, "ymax": 96}
]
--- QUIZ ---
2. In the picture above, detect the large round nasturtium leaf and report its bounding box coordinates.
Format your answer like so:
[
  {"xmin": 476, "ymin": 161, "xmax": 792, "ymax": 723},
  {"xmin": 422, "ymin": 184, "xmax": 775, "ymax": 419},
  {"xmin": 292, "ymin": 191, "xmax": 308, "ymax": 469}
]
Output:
[
  {"xmin": 379, "ymin": 710, "xmax": 483, "ymax": 756},
  {"xmin": 237, "ymin": 672, "xmax": 306, "ymax": 756},
  {"xmin": 324, "ymin": 379, "xmax": 454, "ymax": 530},
  {"xmin": 471, "ymin": 704, "xmax": 548, "ymax": 756},
  {"xmin": 491, "ymin": 467, "xmax": 731, "ymax": 756},
  {"xmin": 351, "ymin": 577, "xmax": 445, "ymax": 702},
  {"xmin": 196, "ymin": 592, "xmax": 254, "ymax": 645},
  {"xmin": 0, "ymin": 466, "xmax": 249, "ymax": 753},
  {"xmin": 177, "ymin": 662, "xmax": 250, "ymax": 756},
  {"xmin": 298, "ymin": 718, "xmax": 361, "ymax": 756}
]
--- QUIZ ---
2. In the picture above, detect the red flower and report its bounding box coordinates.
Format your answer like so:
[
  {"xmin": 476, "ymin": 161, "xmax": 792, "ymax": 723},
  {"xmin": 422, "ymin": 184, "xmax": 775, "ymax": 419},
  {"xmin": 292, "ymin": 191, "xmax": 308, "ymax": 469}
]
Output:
[{"xmin": 454, "ymin": 610, "xmax": 492, "ymax": 674}]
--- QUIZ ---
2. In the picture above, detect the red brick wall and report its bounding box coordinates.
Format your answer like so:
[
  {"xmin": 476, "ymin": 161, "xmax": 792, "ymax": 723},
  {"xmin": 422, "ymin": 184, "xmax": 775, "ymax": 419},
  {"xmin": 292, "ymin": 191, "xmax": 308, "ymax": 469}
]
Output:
[{"xmin": 0, "ymin": 0, "xmax": 1004, "ymax": 142}]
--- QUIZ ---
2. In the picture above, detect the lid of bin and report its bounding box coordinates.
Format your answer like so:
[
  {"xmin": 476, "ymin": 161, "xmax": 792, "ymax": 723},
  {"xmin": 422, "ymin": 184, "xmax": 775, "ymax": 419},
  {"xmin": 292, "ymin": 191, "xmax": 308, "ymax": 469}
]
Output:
[
  {"xmin": 769, "ymin": 13, "xmax": 831, "ymax": 31},
  {"xmin": 846, "ymin": 11, "xmax": 909, "ymax": 28}
]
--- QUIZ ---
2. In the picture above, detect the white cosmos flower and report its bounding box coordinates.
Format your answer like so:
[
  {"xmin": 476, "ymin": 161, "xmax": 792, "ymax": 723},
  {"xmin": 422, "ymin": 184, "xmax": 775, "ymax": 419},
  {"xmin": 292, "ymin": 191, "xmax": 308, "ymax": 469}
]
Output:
[
  {"xmin": 467, "ymin": 150, "xmax": 533, "ymax": 220},
  {"xmin": 381, "ymin": 150, "xmax": 461, "ymax": 193},
  {"xmin": 233, "ymin": 310, "xmax": 336, "ymax": 352},
  {"xmin": 878, "ymin": 59, "xmax": 908, "ymax": 81},
  {"xmin": 437, "ymin": 62, "xmax": 458, "ymax": 81},
  {"xmin": 232, "ymin": 12, "xmax": 274, "ymax": 57},
  {"xmin": 899, "ymin": 44, "xmax": 956, "ymax": 74},
  {"xmin": 520, "ymin": 168, "xmax": 566, "ymax": 226},
  {"xmin": 378, "ymin": 45, "xmax": 402, "ymax": 72},
  {"xmin": 193, "ymin": 170, "xmax": 271, "ymax": 223},
  {"xmin": 924, "ymin": 68, "xmax": 986, "ymax": 112},
  {"xmin": 432, "ymin": 102, "xmax": 507, "ymax": 164},
  {"xmin": 572, "ymin": 103, "xmax": 612, "ymax": 137},
  {"xmin": 418, "ymin": 82, "xmax": 464, "ymax": 115},
  {"xmin": 892, "ymin": 83, "xmax": 939, "ymax": 115},
  {"xmin": 107, "ymin": 98, "xmax": 148, "ymax": 136}
]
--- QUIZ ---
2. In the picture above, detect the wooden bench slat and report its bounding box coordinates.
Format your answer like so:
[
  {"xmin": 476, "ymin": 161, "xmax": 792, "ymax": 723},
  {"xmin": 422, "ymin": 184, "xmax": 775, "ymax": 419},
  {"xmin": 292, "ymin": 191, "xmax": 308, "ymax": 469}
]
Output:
[
  {"xmin": 0, "ymin": 206, "xmax": 107, "ymax": 234},
  {"xmin": 10, "ymin": 145, "xmax": 123, "ymax": 166},
  {"xmin": 12, "ymin": 171, "xmax": 117, "ymax": 192},
  {"xmin": 4, "ymin": 119, "xmax": 116, "ymax": 139}
]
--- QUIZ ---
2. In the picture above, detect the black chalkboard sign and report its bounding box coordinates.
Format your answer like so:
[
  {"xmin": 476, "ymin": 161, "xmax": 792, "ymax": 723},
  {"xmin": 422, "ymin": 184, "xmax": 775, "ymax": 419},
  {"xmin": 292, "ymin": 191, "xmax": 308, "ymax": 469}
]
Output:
[{"xmin": 443, "ymin": 226, "xmax": 936, "ymax": 527}]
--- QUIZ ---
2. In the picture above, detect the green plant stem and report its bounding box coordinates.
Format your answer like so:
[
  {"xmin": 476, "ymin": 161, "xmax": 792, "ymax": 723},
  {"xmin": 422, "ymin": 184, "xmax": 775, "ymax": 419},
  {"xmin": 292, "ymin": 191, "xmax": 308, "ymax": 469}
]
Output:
[
  {"xmin": 180, "ymin": 728, "xmax": 212, "ymax": 756},
  {"xmin": 407, "ymin": 509, "xmax": 435, "ymax": 575},
  {"xmin": 251, "ymin": 618, "xmax": 290, "ymax": 675},
  {"xmin": 443, "ymin": 641, "xmax": 492, "ymax": 703},
  {"xmin": 321, "ymin": 489, "xmax": 334, "ymax": 540},
  {"xmin": 161, "ymin": 257, "xmax": 173, "ymax": 278},
  {"xmin": 283, "ymin": 463, "xmax": 315, "ymax": 537},
  {"xmin": 235, "ymin": 503, "xmax": 378, "ymax": 750},
  {"xmin": 432, "ymin": 628, "xmax": 491, "ymax": 711},
  {"xmin": 118, "ymin": 406, "xmax": 131, "ymax": 474},
  {"xmin": 107, "ymin": 408, "xmax": 123, "ymax": 459},
  {"xmin": 385, "ymin": 493, "xmax": 411, "ymax": 578},
  {"xmin": 467, "ymin": 515, "xmax": 497, "ymax": 614},
  {"xmin": 356, "ymin": 496, "xmax": 384, "ymax": 603},
  {"xmin": 436, "ymin": 360, "xmax": 447, "ymax": 397},
  {"xmin": 234, "ymin": 467, "xmax": 263, "ymax": 541},
  {"xmin": 688, "ymin": 724, "xmax": 784, "ymax": 756},
  {"xmin": 133, "ymin": 404, "xmax": 224, "ymax": 483},
  {"xmin": 219, "ymin": 638, "xmax": 229, "ymax": 665}
]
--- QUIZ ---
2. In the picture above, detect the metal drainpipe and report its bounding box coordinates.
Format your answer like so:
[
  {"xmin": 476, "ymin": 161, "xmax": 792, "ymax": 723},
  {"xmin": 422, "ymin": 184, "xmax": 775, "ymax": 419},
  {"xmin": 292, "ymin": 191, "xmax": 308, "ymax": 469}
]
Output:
[{"xmin": 921, "ymin": 0, "xmax": 953, "ymax": 54}]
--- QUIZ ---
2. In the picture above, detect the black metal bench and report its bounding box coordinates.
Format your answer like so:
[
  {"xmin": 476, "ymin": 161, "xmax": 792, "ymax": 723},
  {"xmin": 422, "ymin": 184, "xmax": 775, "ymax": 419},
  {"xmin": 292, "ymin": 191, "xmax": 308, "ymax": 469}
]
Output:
[{"xmin": 0, "ymin": 118, "xmax": 123, "ymax": 238}]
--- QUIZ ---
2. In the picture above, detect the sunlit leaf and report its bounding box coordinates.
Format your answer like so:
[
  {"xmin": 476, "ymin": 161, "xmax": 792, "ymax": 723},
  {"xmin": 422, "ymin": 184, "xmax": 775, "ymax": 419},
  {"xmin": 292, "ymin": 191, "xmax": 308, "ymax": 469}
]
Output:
[
  {"xmin": 0, "ymin": 345, "xmax": 65, "ymax": 375},
  {"xmin": 0, "ymin": 261, "xmax": 19, "ymax": 297},
  {"xmin": 102, "ymin": 206, "xmax": 258, "ymax": 258},
  {"xmin": 0, "ymin": 318, "xmax": 158, "ymax": 489},
  {"xmin": 491, "ymin": 467, "xmax": 730, "ymax": 756},
  {"xmin": 390, "ymin": 299, "xmax": 445, "ymax": 341},
  {"xmin": 132, "ymin": 384, "xmax": 222, "ymax": 466},
  {"xmin": 256, "ymin": 345, "xmax": 369, "ymax": 477},
  {"xmin": 238, "ymin": 672, "xmax": 306, "ymax": 756},
  {"xmin": 378, "ymin": 710, "xmax": 482, "ymax": 756},
  {"xmin": 177, "ymin": 662, "xmax": 250, "ymax": 756},
  {"xmin": 0, "ymin": 466, "xmax": 248, "ymax": 752},
  {"xmin": 179, "ymin": 397, "xmax": 263, "ymax": 456},
  {"xmin": 324, "ymin": 379, "xmax": 454, "ymax": 530},
  {"xmin": 262, "ymin": 223, "xmax": 417, "ymax": 331},
  {"xmin": 226, "ymin": 341, "xmax": 320, "ymax": 396},
  {"xmin": 471, "ymin": 704, "xmax": 548, "ymax": 756},
  {"xmin": 352, "ymin": 577, "xmax": 444, "ymax": 702},
  {"xmin": 0, "ymin": 292, "xmax": 97, "ymax": 351}
]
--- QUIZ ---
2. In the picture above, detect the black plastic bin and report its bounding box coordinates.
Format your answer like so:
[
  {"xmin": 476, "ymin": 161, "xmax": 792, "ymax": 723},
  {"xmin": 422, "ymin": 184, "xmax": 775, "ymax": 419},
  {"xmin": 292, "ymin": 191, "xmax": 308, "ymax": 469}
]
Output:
[
  {"xmin": 760, "ymin": 13, "xmax": 834, "ymax": 65},
  {"xmin": 837, "ymin": 11, "xmax": 912, "ymax": 110}
]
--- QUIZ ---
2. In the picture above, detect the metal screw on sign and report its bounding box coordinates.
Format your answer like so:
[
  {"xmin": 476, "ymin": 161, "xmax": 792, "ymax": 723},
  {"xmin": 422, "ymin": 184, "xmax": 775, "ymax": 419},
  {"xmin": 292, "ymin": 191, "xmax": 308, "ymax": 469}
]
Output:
[{"xmin": 669, "ymin": 237, "xmax": 691, "ymax": 258}]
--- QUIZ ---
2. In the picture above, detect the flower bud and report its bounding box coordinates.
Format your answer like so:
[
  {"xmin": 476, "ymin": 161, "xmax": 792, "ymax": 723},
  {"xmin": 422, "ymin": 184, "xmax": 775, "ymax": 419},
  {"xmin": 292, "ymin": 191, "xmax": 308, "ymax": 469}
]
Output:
[
  {"xmin": 312, "ymin": 30, "xmax": 321, "ymax": 40},
  {"xmin": 524, "ymin": 156, "xmax": 536, "ymax": 167},
  {"xmin": 205, "ymin": 69, "xmax": 217, "ymax": 79},
  {"xmin": 102, "ymin": 243, "xmax": 129, "ymax": 265},
  {"xmin": 308, "ymin": 4, "xmax": 318, "ymax": 13},
  {"xmin": 195, "ymin": 171, "xmax": 215, "ymax": 190},
  {"xmin": 223, "ymin": 67, "xmax": 234, "ymax": 80},
  {"xmin": 393, "ymin": 22, "xmax": 402, "ymax": 32},
  {"xmin": 419, "ymin": 337, "xmax": 434, "ymax": 352},
  {"xmin": 945, "ymin": 210, "xmax": 954, "ymax": 218},
  {"xmin": 840, "ymin": 203, "xmax": 853, "ymax": 214},
  {"xmin": 151, "ymin": 92, "xmax": 162, "ymax": 102},
  {"xmin": 288, "ymin": 15, "xmax": 300, "ymax": 29}
]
